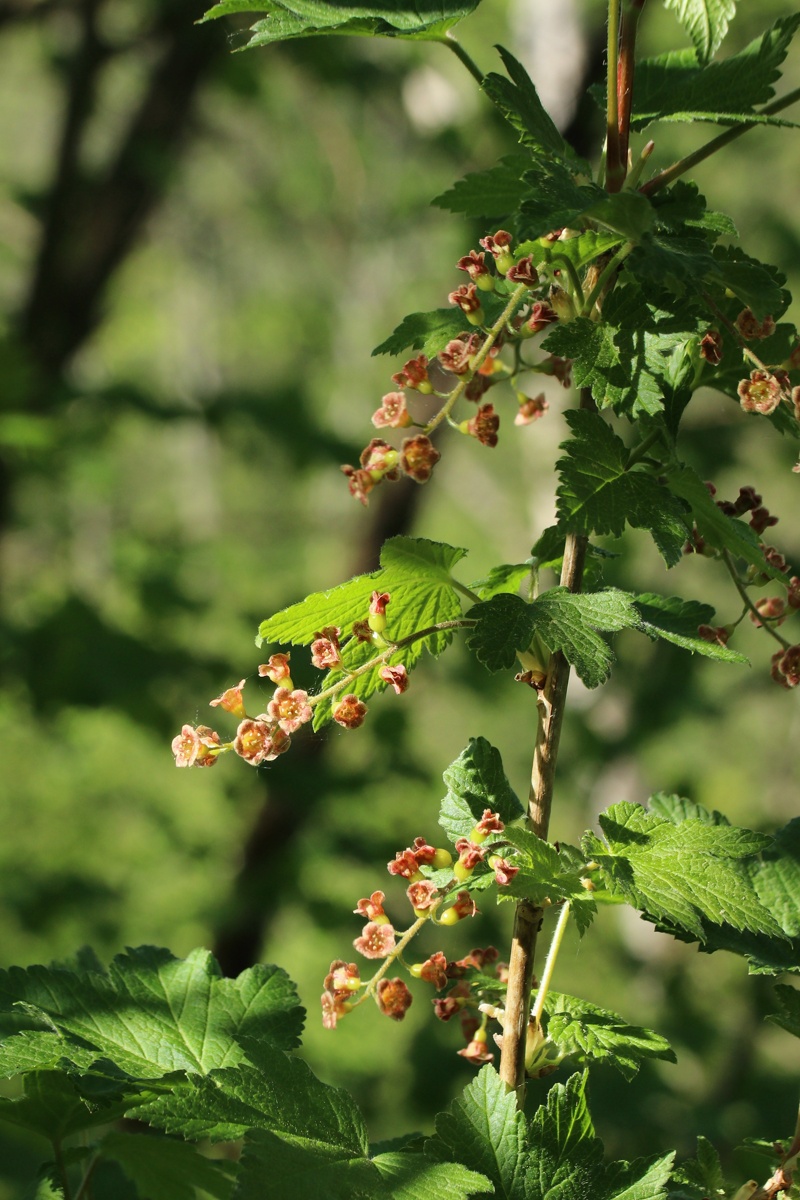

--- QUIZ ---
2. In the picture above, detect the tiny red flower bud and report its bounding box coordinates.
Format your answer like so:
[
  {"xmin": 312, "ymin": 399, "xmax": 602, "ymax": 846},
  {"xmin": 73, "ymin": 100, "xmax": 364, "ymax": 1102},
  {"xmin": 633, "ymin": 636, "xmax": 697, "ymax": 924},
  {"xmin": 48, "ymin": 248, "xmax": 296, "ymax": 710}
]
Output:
[
  {"xmin": 750, "ymin": 506, "xmax": 779, "ymax": 534},
  {"xmin": 209, "ymin": 679, "xmax": 248, "ymax": 719},
  {"xmin": 353, "ymin": 921, "xmax": 396, "ymax": 959},
  {"xmin": 787, "ymin": 577, "xmax": 800, "ymax": 609},
  {"xmin": 735, "ymin": 309, "xmax": 776, "ymax": 341},
  {"xmin": 455, "ymin": 838, "xmax": 486, "ymax": 871},
  {"xmin": 172, "ymin": 724, "xmax": 222, "ymax": 768},
  {"xmin": 773, "ymin": 645, "xmax": 800, "ymax": 688},
  {"xmin": 457, "ymin": 249, "xmax": 490, "ymax": 282},
  {"xmin": 370, "ymin": 591, "xmax": 391, "ymax": 617},
  {"xmin": 351, "ymin": 620, "xmax": 373, "ymax": 643},
  {"xmin": 372, "ymin": 391, "xmax": 412, "ymax": 429},
  {"xmin": 699, "ymin": 330, "xmax": 723, "ymax": 365},
  {"xmin": 733, "ymin": 486, "xmax": 761, "ymax": 514},
  {"xmin": 526, "ymin": 302, "xmax": 557, "ymax": 334},
  {"xmin": 448, "ymin": 283, "xmax": 484, "ymax": 325},
  {"xmin": 333, "ymin": 693, "xmax": 368, "ymax": 729},
  {"xmin": 762, "ymin": 545, "xmax": 788, "ymax": 573},
  {"xmin": 697, "ymin": 624, "xmax": 731, "ymax": 647},
  {"xmin": 259, "ymin": 654, "xmax": 293, "ymax": 685},
  {"xmin": 376, "ymin": 977, "xmax": 413, "ymax": 1021},
  {"xmin": 341, "ymin": 464, "xmax": 376, "ymax": 506},
  {"xmin": 479, "ymin": 230, "xmax": 514, "ymax": 274},
  {"xmin": 418, "ymin": 951, "xmax": 449, "ymax": 990},
  {"xmin": 506, "ymin": 255, "xmax": 539, "ymax": 286},
  {"xmin": 433, "ymin": 981, "xmax": 470, "ymax": 1020},
  {"xmin": 267, "ymin": 687, "xmax": 313, "ymax": 734},
  {"xmin": 400, "ymin": 435, "xmax": 441, "ymax": 484},
  {"xmin": 750, "ymin": 596, "xmax": 786, "ymax": 628},
  {"xmin": 492, "ymin": 858, "xmax": 519, "ymax": 886},
  {"xmin": 738, "ymin": 370, "xmax": 782, "ymax": 416}
]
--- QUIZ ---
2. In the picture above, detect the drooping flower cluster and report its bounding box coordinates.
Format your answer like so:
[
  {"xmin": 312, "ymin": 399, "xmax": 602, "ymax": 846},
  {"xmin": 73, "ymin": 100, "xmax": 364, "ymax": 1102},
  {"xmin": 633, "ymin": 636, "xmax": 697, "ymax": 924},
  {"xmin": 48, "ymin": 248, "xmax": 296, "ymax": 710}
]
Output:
[
  {"xmin": 341, "ymin": 227, "xmax": 587, "ymax": 505},
  {"xmin": 171, "ymin": 592, "xmax": 414, "ymax": 767}
]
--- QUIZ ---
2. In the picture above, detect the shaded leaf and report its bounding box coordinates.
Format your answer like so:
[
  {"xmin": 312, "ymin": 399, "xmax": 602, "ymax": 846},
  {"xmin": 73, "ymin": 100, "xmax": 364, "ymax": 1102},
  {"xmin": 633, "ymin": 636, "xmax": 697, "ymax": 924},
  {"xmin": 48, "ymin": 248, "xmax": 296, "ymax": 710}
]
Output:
[
  {"xmin": 99, "ymin": 1131, "xmax": 236, "ymax": 1200},
  {"xmin": 543, "ymin": 992, "xmax": 676, "ymax": 1080},
  {"xmin": 633, "ymin": 593, "xmax": 748, "ymax": 663},
  {"xmin": 529, "ymin": 587, "xmax": 641, "ymax": 688},
  {"xmin": 439, "ymin": 737, "xmax": 525, "ymax": 843}
]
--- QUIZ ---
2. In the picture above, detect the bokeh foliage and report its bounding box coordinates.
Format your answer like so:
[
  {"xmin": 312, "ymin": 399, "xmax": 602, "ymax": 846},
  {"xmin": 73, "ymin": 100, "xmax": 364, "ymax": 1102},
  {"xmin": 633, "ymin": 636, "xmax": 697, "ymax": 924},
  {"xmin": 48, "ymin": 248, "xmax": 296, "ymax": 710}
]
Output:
[{"xmin": 0, "ymin": 0, "xmax": 799, "ymax": 1193}]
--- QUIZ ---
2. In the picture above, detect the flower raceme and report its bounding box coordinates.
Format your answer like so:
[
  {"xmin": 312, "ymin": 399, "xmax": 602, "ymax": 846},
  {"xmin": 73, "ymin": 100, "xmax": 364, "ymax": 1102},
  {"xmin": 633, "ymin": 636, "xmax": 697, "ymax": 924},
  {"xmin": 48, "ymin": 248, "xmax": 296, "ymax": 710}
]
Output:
[{"xmin": 171, "ymin": 593, "xmax": 417, "ymax": 768}]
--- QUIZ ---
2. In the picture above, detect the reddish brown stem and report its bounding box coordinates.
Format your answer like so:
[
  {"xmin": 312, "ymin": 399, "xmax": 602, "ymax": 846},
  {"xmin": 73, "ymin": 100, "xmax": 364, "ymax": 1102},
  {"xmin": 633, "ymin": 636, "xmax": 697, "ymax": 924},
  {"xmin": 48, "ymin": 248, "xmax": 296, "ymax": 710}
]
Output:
[{"xmin": 616, "ymin": 0, "xmax": 646, "ymax": 180}]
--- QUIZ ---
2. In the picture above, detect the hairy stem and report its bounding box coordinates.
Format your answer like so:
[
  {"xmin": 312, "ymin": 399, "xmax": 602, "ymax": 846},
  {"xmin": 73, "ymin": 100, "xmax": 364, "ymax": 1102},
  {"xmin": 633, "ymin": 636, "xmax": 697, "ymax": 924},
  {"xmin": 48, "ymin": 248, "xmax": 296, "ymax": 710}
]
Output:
[
  {"xmin": 605, "ymin": 0, "xmax": 623, "ymax": 192},
  {"xmin": 641, "ymin": 86, "xmax": 800, "ymax": 198},
  {"xmin": 439, "ymin": 34, "xmax": 485, "ymax": 85},
  {"xmin": 616, "ymin": 0, "xmax": 646, "ymax": 179},
  {"xmin": 498, "ymin": 391, "xmax": 593, "ymax": 1098}
]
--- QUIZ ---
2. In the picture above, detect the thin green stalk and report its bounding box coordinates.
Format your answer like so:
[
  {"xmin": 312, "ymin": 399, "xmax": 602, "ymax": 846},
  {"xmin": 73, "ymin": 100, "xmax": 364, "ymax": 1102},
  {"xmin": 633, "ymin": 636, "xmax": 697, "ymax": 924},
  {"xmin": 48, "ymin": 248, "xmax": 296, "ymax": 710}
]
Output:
[
  {"xmin": 75, "ymin": 1155, "xmax": 100, "ymax": 1200},
  {"xmin": 53, "ymin": 1139, "xmax": 73, "ymax": 1200},
  {"xmin": 642, "ymin": 86, "xmax": 800, "ymax": 198},
  {"xmin": 626, "ymin": 427, "xmax": 662, "ymax": 468},
  {"xmin": 451, "ymin": 578, "xmax": 482, "ymax": 605},
  {"xmin": 531, "ymin": 901, "xmax": 571, "ymax": 1023},
  {"xmin": 548, "ymin": 252, "xmax": 584, "ymax": 306},
  {"xmin": 581, "ymin": 242, "xmax": 634, "ymax": 316},
  {"xmin": 438, "ymin": 34, "xmax": 484, "ymax": 85},
  {"xmin": 721, "ymin": 549, "xmax": 791, "ymax": 651},
  {"xmin": 605, "ymin": 0, "xmax": 623, "ymax": 191}
]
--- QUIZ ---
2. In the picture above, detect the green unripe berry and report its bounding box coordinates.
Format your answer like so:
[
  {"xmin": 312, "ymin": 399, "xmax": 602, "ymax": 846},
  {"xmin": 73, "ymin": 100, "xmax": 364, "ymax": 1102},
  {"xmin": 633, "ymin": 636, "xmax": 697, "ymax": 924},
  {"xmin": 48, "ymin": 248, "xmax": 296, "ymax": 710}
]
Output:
[
  {"xmin": 409, "ymin": 963, "xmax": 425, "ymax": 978},
  {"xmin": 368, "ymin": 611, "xmax": 387, "ymax": 634},
  {"xmin": 432, "ymin": 848, "xmax": 453, "ymax": 869},
  {"xmin": 453, "ymin": 859, "xmax": 473, "ymax": 882},
  {"xmin": 438, "ymin": 906, "xmax": 461, "ymax": 926},
  {"xmin": 468, "ymin": 825, "xmax": 487, "ymax": 845}
]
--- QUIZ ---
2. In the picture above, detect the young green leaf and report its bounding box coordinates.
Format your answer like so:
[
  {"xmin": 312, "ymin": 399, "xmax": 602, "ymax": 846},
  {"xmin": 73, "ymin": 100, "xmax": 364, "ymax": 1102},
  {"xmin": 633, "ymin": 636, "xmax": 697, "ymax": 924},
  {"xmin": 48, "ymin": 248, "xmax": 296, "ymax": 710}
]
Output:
[
  {"xmin": 370, "ymin": 1151, "xmax": 490, "ymax": 1199},
  {"xmin": 662, "ymin": 0, "xmax": 736, "ymax": 64},
  {"xmin": 553, "ymin": 410, "xmax": 689, "ymax": 566},
  {"xmin": 258, "ymin": 537, "xmax": 467, "ymax": 727},
  {"xmin": 582, "ymin": 802, "xmax": 784, "ymax": 941},
  {"xmin": 439, "ymin": 736, "xmax": 525, "ymax": 842},
  {"xmin": 527, "ymin": 1070, "xmax": 605, "ymax": 1200},
  {"xmin": 202, "ymin": 0, "xmax": 484, "ymax": 45},
  {"xmin": 482, "ymin": 46, "xmax": 572, "ymax": 159},
  {"xmin": 633, "ymin": 593, "xmax": 748, "ymax": 664},
  {"xmin": 372, "ymin": 308, "xmax": 470, "ymax": 358},
  {"xmin": 542, "ymin": 992, "xmax": 676, "ymax": 1081},
  {"xmin": 498, "ymin": 828, "xmax": 591, "ymax": 913},
  {"xmin": 465, "ymin": 593, "xmax": 536, "ymax": 672},
  {"xmin": 670, "ymin": 1136, "xmax": 727, "ymax": 1200},
  {"xmin": 432, "ymin": 155, "xmax": 532, "ymax": 220},
  {"xmin": 766, "ymin": 984, "xmax": 800, "ymax": 1039},
  {"xmin": 634, "ymin": 14, "xmax": 800, "ymax": 124},
  {"xmin": 529, "ymin": 587, "xmax": 642, "ymax": 689},
  {"xmin": 99, "ymin": 1130, "xmax": 236, "ymax": 1200},
  {"xmin": 0, "ymin": 947, "xmax": 304, "ymax": 1082},
  {"xmin": 751, "ymin": 818, "xmax": 800, "ymax": 939}
]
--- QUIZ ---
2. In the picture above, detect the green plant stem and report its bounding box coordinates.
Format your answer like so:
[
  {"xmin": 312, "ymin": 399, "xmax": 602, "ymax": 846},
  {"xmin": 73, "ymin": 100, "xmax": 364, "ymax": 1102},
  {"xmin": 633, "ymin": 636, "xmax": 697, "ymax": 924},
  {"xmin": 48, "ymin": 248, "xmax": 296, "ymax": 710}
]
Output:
[
  {"xmin": 626, "ymin": 427, "xmax": 662, "ymax": 467},
  {"xmin": 616, "ymin": 0, "xmax": 646, "ymax": 184},
  {"xmin": 641, "ymin": 86, "xmax": 800, "ymax": 198},
  {"xmin": 531, "ymin": 900, "xmax": 571, "ymax": 1023},
  {"xmin": 605, "ymin": 0, "xmax": 623, "ymax": 192},
  {"xmin": 721, "ymin": 549, "xmax": 791, "ymax": 650},
  {"xmin": 451, "ymin": 578, "xmax": 482, "ymax": 605},
  {"xmin": 53, "ymin": 1138, "xmax": 73, "ymax": 1200},
  {"xmin": 498, "ymin": 388, "xmax": 593, "ymax": 1100},
  {"xmin": 581, "ymin": 242, "xmax": 634, "ymax": 316},
  {"xmin": 548, "ymin": 252, "xmax": 584, "ymax": 305},
  {"xmin": 438, "ymin": 33, "xmax": 484, "ymax": 85},
  {"xmin": 354, "ymin": 911, "xmax": 432, "ymax": 1008},
  {"xmin": 426, "ymin": 284, "xmax": 529, "ymax": 435},
  {"xmin": 75, "ymin": 1155, "xmax": 100, "ymax": 1200}
]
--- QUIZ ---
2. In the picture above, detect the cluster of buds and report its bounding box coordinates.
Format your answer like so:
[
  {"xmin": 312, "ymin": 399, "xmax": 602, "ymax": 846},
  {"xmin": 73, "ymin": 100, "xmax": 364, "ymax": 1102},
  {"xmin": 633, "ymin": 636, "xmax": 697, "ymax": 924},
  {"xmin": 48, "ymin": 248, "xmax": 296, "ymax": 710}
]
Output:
[
  {"xmin": 172, "ymin": 593, "xmax": 416, "ymax": 767},
  {"xmin": 771, "ymin": 645, "xmax": 800, "ymax": 688},
  {"xmin": 344, "ymin": 228, "xmax": 582, "ymax": 505},
  {"xmin": 322, "ymin": 811, "xmax": 525, "ymax": 1064}
]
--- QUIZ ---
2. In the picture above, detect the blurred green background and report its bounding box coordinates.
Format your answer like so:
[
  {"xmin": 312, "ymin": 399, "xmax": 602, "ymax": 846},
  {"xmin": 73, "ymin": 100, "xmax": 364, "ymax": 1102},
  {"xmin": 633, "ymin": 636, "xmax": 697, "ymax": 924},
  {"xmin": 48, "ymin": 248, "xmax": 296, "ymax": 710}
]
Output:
[{"xmin": 1, "ymin": 0, "xmax": 799, "ymax": 1193}]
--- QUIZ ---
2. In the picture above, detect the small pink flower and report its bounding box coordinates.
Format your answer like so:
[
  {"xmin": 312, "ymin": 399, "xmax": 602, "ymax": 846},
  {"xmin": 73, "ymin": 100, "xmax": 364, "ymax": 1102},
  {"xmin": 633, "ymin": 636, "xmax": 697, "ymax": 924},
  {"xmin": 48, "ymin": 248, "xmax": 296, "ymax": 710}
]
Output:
[
  {"xmin": 209, "ymin": 679, "xmax": 248, "ymax": 719},
  {"xmin": 772, "ymin": 645, "xmax": 800, "ymax": 688},
  {"xmin": 321, "ymin": 989, "xmax": 349, "ymax": 1029},
  {"xmin": 492, "ymin": 858, "xmax": 519, "ymax": 886},
  {"xmin": 392, "ymin": 354, "xmax": 431, "ymax": 393},
  {"xmin": 372, "ymin": 391, "xmax": 411, "ymax": 429},
  {"xmin": 411, "ymin": 836, "xmax": 436, "ymax": 865},
  {"xmin": 438, "ymin": 334, "xmax": 480, "ymax": 375},
  {"xmin": 454, "ymin": 947, "xmax": 499, "ymax": 971},
  {"xmin": 400, "ymin": 435, "xmax": 441, "ymax": 484},
  {"xmin": 526, "ymin": 302, "xmax": 557, "ymax": 334},
  {"xmin": 171, "ymin": 724, "xmax": 221, "ymax": 768},
  {"xmin": 376, "ymin": 978, "xmax": 413, "ymax": 1021},
  {"xmin": 333, "ymin": 693, "xmax": 368, "ymax": 729},
  {"xmin": 787, "ymin": 577, "xmax": 800, "ymax": 610},
  {"xmin": 448, "ymin": 283, "xmax": 482, "ymax": 315},
  {"xmin": 750, "ymin": 597, "xmax": 786, "ymax": 628},
  {"xmin": 370, "ymin": 591, "xmax": 391, "ymax": 617},
  {"xmin": 325, "ymin": 960, "xmax": 361, "ymax": 992},
  {"xmin": 311, "ymin": 627, "xmax": 342, "ymax": 670},
  {"xmin": 735, "ymin": 309, "xmax": 775, "ymax": 341},
  {"xmin": 267, "ymin": 687, "xmax": 313, "ymax": 733},
  {"xmin": 697, "ymin": 624, "xmax": 730, "ymax": 647},
  {"xmin": 506, "ymin": 255, "xmax": 538, "ymax": 286},
  {"xmin": 455, "ymin": 838, "xmax": 486, "ymax": 871},
  {"xmin": 419, "ymin": 951, "xmax": 448, "ymax": 990},
  {"xmin": 458, "ymin": 1035, "xmax": 494, "ymax": 1064},
  {"xmin": 515, "ymin": 394, "xmax": 549, "ymax": 426},
  {"xmin": 354, "ymin": 890, "xmax": 387, "ymax": 921},
  {"xmin": 433, "ymin": 981, "xmax": 470, "ymax": 1020},
  {"xmin": 738, "ymin": 370, "xmax": 782, "ymax": 415},
  {"xmin": 388, "ymin": 848, "xmax": 422, "ymax": 879},
  {"xmin": 479, "ymin": 230, "xmax": 513, "ymax": 266},
  {"xmin": 259, "ymin": 654, "xmax": 292, "ymax": 685},
  {"xmin": 379, "ymin": 664, "xmax": 409, "ymax": 694},
  {"xmin": 456, "ymin": 250, "xmax": 490, "ymax": 282},
  {"xmin": 360, "ymin": 438, "xmax": 400, "ymax": 479},
  {"xmin": 475, "ymin": 811, "xmax": 504, "ymax": 836},
  {"xmin": 452, "ymin": 890, "xmax": 479, "ymax": 919},
  {"xmin": 407, "ymin": 880, "xmax": 438, "ymax": 911},
  {"xmin": 464, "ymin": 404, "xmax": 499, "ymax": 448},
  {"xmin": 341, "ymin": 464, "xmax": 376, "ymax": 506},
  {"xmin": 792, "ymin": 385, "xmax": 800, "ymax": 422},
  {"xmin": 354, "ymin": 921, "xmax": 396, "ymax": 959},
  {"xmin": 233, "ymin": 717, "xmax": 290, "ymax": 765}
]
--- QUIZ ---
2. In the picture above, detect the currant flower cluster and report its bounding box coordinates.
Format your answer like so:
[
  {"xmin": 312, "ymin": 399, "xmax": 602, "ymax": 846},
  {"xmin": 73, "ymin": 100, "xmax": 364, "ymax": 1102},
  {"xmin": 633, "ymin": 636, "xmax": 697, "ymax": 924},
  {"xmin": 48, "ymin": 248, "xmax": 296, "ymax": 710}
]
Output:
[
  {"xmin": 341, "ymin": 228, "xmax": 576, "ymax": 506},
  {"xmin": 171, "ymin": 591, "xmax": 409, "ymax": 768},
  {"xmin": 691, "ymin": 482, "xmax": 800, "ymax": 687},
  {"xmin": 321, "ymin": 809, "xmax": 532, "ymax": 1066}
]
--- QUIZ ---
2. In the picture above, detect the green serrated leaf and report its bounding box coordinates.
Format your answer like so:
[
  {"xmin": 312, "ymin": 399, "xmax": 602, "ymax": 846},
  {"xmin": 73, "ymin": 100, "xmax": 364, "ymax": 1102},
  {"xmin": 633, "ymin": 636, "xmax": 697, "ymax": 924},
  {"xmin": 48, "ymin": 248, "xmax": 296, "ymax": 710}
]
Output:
[
  {"xmin": 432, "ymin": 154, "xmax": 532, "ymax": 219},
  {"xmin": 372, "ymin": 308, "xmax": 471, "ymax": 358},
  {"xmin": 498, "ymin": 828, "xmax": 589, "ymax": 910},
  {"xmin": 542, "ymin": 992, "xmax": 676, "ymax": 1081},
  {"xmin": 427, "ymin": 1063, "xmax": 531, "ymax": 1199},
  {"xmin": 766, "ymin": 984, "xmax": 800, "ymax": 1039},
  {"xmin": 633, "ymin": 593, "xmax": 748, "ymax": 664},
  {"xmin": 99, "ymin": 1131, "xmax": 236, "ymax": 1200},
  {"xmin": 527, "ymin": 1071, "xmax": 604, "ymax": 1200},
  {"xmin": 203, "ymin": 0, "xmax": 483, "ymax": 45},
  {"xmin": 465, "ymin": 593, "xmax": 537, "ymax": 672},
  {"xmin": 371, "ymin": 1151, "xmax": 490, "ymax": 1199},
  {"xmin": 528, "ymin": 586, "xmax": 641, "ymax": 688},
  {"xmin": 663, "ymin": 0, "xmax": 736, "ymax": 63},
  {"xmin": 0, "ymin": 947, "xmax": 303, "ymax": 1082},
  {"xmin": 0, "ymin": 1070, "xmax": 127, "ymax": 1141},
  {"xmin": 469, "ymin": 562, "xmax": 533, "ymax": 601},
  {"xmin": 439, "ymin": 737, "xmax": 525, "ymax": 843},
  {"xmin": 751, "ymin": 818, "xmax": 800, "ymax": 939},
  {"xmin": 482, "ymin": 46, "xmax": 571, "ymax": 159},
  {"xmin": 709, "ymin": 244, "xmax": 787, "ymax": 321},
  {"xmin": 553, "ymin": 410, "xmax": 690, "ymax": 568},
  {"xmin": 234, "ymin": 1126, "xmax": 382, "ymax": 1200},
  {"xmin": 583, "ymin": 802, "xmax": 784, "ymax": 941},
  {"xmin": 258, "ymin": 537, "xmax": 466, "ymax": 727}
]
